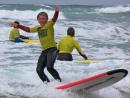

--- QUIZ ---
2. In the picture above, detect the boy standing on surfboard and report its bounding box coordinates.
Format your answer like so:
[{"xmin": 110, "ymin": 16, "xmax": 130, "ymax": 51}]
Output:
[
  {"xmin": 10, "ymin": 7, "xmax": 61, "ymax": 83},
  {"xmin": 57, "ymin": 27, "xmax": 88, "ymax": 61}
]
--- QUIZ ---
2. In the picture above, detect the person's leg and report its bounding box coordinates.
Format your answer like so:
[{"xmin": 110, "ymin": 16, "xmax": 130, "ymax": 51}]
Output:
[
  {"xmin": 20, "ymin": 35, "xmax": 30, "ymax": 39},
  {"xmin": 36, "ymin": 51, "xmax": 50, "ymax": 82},
  {"xmin": 46, "ymin": 48, "xmax": 61, "ymax": 82},
  {"xmin": 57, "ymin": 53, "xmax": 73, "ymax": 61},
  {"xmin": 14, "ymin": 38, "xmax": 24, "ymax": 42}
]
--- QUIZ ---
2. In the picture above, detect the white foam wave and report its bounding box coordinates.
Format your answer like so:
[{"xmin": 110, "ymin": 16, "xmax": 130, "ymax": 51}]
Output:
[
  {"xmin": 0, "ymin": 59, "xmax": 129, "ymax": 98},
  {"xmin": 0, "ymin": 5, "xmax": 6, "ymax": 7},
  {"xmin": 38, "ymin": 4, "xmax": 54, "ymax": 9},
  {"xmin": 96, "ymin": 6, "xmax": 130, "ymax": 13},
  {"xmin": 60, "ymin": 21, "xmax": 130, "ymax": 44},
  {"xmin": 0, "ymin": 9, "xmax": 65, "ymax": 21}
]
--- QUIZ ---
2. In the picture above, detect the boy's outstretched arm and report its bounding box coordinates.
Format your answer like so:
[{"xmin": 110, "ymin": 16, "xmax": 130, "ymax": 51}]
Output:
[
  {"xmin": 52, "ymin": 6, "xmax": 59, "ymax": 22},
  {"xmin": 10, "ymin": 22, "xmax": 30, "ymax": 32},
  {"xmin": 18, "ymin": 25, "xmax": 30, "ymax": 32}
]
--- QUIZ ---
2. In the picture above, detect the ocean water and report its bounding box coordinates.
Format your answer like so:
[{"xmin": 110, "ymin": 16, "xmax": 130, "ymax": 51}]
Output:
[{"xmin": 0, "ymin": 4, "xmax": 130, "ymax": 98}]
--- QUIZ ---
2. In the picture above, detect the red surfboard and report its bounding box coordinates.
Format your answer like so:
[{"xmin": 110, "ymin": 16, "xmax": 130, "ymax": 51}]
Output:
[{"xmin": 56, "ymin": 69, "xmax": 128, "ymax": 91}]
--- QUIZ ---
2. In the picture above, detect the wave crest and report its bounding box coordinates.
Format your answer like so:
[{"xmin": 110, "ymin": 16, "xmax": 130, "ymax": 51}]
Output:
[
  {"xmin": 96, "ymin": 6, "xmax": 130, "ymax": 13},
  {"xmin": 0, "ymin": 9, "xmax": 65, "ymax": 21}
]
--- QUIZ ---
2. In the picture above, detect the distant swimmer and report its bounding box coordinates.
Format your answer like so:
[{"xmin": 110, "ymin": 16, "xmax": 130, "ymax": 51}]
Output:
[
  {"xmin": 9, "ymin": 21, "xmax": 30, "ymax": 42},
  {"xmin": 57, "ymin": 27, "xmax": 88, "ymax": 61}
]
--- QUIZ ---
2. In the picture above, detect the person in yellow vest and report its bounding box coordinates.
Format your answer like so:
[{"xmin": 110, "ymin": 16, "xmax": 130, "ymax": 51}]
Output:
[
  {"xmin": 10, "ymin": 7, "xmax": 61, "ymax": 83},
  {"xmin": 9, "ymin": 21, "xmax": 29, "ymax": 42},
  {"xmin": 57, "ymin": 27, "xmax": 88, "ymax": 61}
]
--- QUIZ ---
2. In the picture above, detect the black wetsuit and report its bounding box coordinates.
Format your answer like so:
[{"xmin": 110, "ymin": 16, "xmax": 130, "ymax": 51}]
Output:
[
  {"xmin": 36, "ymin": 47, "xmax": 61, "ymax": 82},
  {"xmin": 57, "ymin": 53, "xmax": 73, "ymax": 61}
]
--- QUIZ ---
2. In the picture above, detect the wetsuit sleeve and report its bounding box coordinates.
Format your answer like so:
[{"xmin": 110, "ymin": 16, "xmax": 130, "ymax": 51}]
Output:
[
  {"xmin": 47, "ymin": 10, "xmax": 59, "ymax": 27},
  {"xmin": 74, "ymin": 40, "xmax": 82, "ymax": 53},
  {"xmin": 52, "ymin": 10, "xmax": 59, "ymax": 22},
  {"xmin": 74, "ymin": 40, "xmax": 88, "ymax": 60},
  {"xmin": 18, "ymin": 25, "xmax": 38, "ymax": 33}
]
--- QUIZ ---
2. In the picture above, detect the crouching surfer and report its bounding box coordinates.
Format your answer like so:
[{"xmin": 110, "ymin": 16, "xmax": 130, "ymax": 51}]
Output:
[
  {"xmin": 9, "ymin": 21, "xmax": 30, "ymax": 42},
  {"xmin": 57, "ymin": 27, "xmax": 88, "ymax": 61}
]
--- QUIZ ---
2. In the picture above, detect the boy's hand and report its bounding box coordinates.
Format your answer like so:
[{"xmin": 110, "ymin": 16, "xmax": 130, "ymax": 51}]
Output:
[
  {"xmin": 55, "ymin": 6, "xmax": 60, "ymax": 11},
  {"xmin": 9, "ymin": 22, "xmax": 19, "ymax": 27},
  {"xmin": 52, "ymin": 6, "xmax": 60, "ymax": 22}
]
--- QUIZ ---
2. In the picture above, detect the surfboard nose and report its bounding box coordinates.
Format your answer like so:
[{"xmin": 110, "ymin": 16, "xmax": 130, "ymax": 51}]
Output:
[{"xmin": 107, "ymin": 69, "xmax": 128, "ymax": 77}]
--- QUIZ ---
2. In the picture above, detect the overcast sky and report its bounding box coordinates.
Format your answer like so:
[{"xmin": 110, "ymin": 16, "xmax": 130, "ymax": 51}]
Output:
[{"xmin": 0, "ymin": 0, "xmax": 130, "ymax": 5}]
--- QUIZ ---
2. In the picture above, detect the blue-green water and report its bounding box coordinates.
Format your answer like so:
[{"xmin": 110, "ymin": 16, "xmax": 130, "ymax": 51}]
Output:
[{"xmin": 0, "ymin": 4, "xmax": 130, "ymax": 98}]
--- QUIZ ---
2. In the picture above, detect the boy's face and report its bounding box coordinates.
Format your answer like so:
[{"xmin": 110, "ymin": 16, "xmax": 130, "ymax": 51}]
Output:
[
  {"xmin": 37, "ymin": 15, "xmax": 48, "ymax": 26},
  {"xmin": 14, "ymin": 24, "xmax": 18, "ymax": 28}
]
